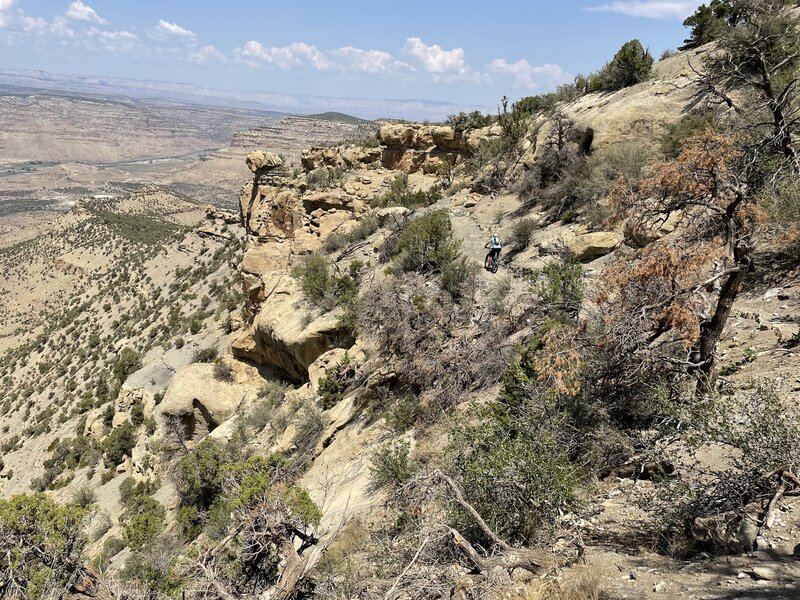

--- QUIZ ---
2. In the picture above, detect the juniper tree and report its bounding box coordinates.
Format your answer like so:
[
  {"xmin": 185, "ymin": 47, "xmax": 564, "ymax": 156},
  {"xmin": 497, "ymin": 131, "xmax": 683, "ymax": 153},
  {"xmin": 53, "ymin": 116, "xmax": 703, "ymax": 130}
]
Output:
[{"xmin": 699, "ymin": 0, "xmax": 800, "ymax": 171}]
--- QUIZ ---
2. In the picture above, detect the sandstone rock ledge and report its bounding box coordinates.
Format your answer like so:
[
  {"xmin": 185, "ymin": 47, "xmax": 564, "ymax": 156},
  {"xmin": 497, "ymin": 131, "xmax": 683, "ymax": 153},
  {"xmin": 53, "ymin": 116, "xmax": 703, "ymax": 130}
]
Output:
[{"xmin": 232, "ymin": 277, "xmax": 353, "ymax": 382}]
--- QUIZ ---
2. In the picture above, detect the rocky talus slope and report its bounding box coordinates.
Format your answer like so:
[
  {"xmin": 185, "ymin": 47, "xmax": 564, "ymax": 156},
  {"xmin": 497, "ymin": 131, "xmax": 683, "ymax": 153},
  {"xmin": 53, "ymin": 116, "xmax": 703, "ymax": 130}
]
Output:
[{"xmin": 1, "ymin": 48, "xmax": 800, "ymax": 599}]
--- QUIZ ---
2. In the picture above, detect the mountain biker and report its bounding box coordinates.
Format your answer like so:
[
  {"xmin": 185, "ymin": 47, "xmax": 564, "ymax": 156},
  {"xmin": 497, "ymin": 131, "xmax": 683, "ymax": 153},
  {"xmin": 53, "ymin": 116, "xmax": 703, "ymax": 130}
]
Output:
[{"xmin": 485, "ymin": 233, "xmax": 502, "ymax": 267}]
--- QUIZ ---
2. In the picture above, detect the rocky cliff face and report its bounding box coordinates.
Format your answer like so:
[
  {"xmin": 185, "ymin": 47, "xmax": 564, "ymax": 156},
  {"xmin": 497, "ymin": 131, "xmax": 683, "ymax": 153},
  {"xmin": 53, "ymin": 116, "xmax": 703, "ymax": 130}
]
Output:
[
  {"xmin": 229, "ymin": 121, "xmax": 497, "ymax": 382},
  {"xmin": 232, "ymin": 151, "xmax": 369, "ymax": 381},
  {"xmin": 301, "ymin": 122, "xmax": 501, "ymax": 175}
]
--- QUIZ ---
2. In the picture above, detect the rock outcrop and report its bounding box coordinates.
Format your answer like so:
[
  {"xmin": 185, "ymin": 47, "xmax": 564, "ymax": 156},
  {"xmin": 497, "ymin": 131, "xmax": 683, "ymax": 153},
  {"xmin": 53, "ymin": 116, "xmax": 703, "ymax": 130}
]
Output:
[
  {"xmin": 246, "ymin": 150, "xmax": 283, "ymax": 175},
  {"xmin": 377, "ymin": 123, "xmax": 475, "ymax": 174},
  {"xmin": 567, "ymin": 231, "xmax": 622, "ymax": 260},
  {"xmin": 301, "ymin": 123, "xmax": 504, "ymax": 176},
  {"xmin": 158, "ymin": 363, "xmax": 252, "ymax": 442},
  {"xmin": 300, "ymin": 145, "xmax": 382, "ymax": 172},
  {"xmin": 232, "ymin": 276, "xmax": 352, "ymax": 382},
  {"xmin": 234, "ymin": 146, "xmax": 366, "ymax": 380}
]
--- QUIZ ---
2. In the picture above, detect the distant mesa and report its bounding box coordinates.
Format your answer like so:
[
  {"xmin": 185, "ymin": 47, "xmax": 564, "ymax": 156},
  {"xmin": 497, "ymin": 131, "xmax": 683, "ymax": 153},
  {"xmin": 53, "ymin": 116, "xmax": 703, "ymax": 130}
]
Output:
[{"xmin": 305, "ymin": 111, "xmax": 373, "ymax": 125}]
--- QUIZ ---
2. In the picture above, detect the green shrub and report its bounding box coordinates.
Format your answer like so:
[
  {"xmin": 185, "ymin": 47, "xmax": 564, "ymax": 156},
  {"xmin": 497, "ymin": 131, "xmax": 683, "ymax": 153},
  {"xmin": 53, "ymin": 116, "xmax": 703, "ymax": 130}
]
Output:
[
  {"xmin": 32, "ymin": 435, "xmax": 97, "ymax": 491},
  {"xmin": 0, "ymin": 494, "xmax": 87, "ymax": 599},
  {"xmin": 509, "ymin": 217, "xmax": 538, "ymax": 249},
  {"xmin": 323, "ymin": 214, "xmax": 380, "ymax": 252},
  {"xmin": 317, "ymin": 354, "xmax": 360, "ymax": 410},
  {"xmin": 72, "ymin": 485, "xmax": 96, "ymax": 508},
  {"xmin": 339, "ymin": 133, "xmax": 380, "ymax": 147},
  {"xmin": 512, "ymin": 94, "xmax": 559, "ymax": 117},
  {"xmin": 293, "ymin": 403, "xmax": 325, "ymax": 455},
  {"xmin": 176, "ymin": 438, "xmax": 230, "ymax": 512},
  {"xmin": 590, "ymin": 39, "xmax": 653, "ymax": 92},
  {"xmin": 384, "ymin": 394, "xmax": 421, "ymax": 432},
  {"xmin": 488, "ymin": 276, "xmax": 513, "ymax": 315},
  {"xmin": 369, "ymin": 440, "xmax": 414, "ymax": 492},
  {"xmin": 118, "ymin": 536, "xmax": 183, "ymax": 596},
  {"xmin": 440, "ymin": 255, "xmax": 476, "ymax": 301},
  {"xmin": 760, "ymin": 171, "xmax": 800, "ymax": 227},
  {"xmin": 99, "ymin": 535, "xmax": 125, "ymax": 563},
  {"xmin": 292, "ymin": 254, "xmax": 360, "ymax": 318},
  {"xmin": 465, "ymin": 135, "xmax": 516, "ymax": 174},
  {"xmin": 176, "ymin": 441, "xmax": 308, "ymax": 550},
  {"xmin": 497, "ymin": 95, "xmax": 530, "ymax": 142},
  {"xmin": 660, "ymin": 110, "xmax": 717, "ymax": 158},
  {"xmin": 192, "ymin": 346, "xmax": 218, "ymax": 363},
  {"xmin": 122, "ymin": 495, "xmax": 165, "ymax": 550},
  {"xmin": 130, "ymin": 399, "xmax": 145, "ymax": 427},
  {"xmin": 100, "ymin": 468, "xmax": 116, "ymax": 484},
  {"xmin": 448, "ymin": 379, "xmax": 579, "ymax": 545},
  {"xmin": 393, "ymin": 209, "xmax": 462, "ymax": 275},
  {"xmin": 113, "ymin": 347, "xmax": 142, "ymax": 382},
  {"xmin": 213, "ymin": 359, "xmax": 235, "ymax": 382},
  {"xmin": 531, "ymin": 141, "xmax": 652, "ymax": 221},
  {"xmin": 682, "ymin": 0, "xmax": 734, "ymax": 49},
  {"xmin": 292, "ymin": 254, "xmax": 332, "ymax": 303},
  {"xmin": 101, "ymin": 421, "xmax": 136, "ymax": 467},
  {"xmin": 534, "ymin": 259, "xmax": 584, "ymax": 316},
  {"xmin": 306, "ymin": 167, "xmax": 344, "ymax": 190},
  {"xmin": 373, "ymin": 174, "xmax": 442, "ymax": 209},
  {"xmin": 447, "ymin": 110, "xmax": 494, "ymax": 133}
]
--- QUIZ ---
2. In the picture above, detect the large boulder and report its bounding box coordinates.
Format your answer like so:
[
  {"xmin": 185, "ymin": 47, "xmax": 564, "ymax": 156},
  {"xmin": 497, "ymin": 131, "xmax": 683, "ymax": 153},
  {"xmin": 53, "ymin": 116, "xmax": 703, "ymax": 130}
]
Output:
[
  {"xmin": 240, "ymin": 185, "xmax": 304, "ymax": 239},
  {"xmin": 246, "ymin": 151, "xmax": 283, "ymax": 174},
  {"xmin": 378, "ymin": 124, "xmax": 420, "ymax": 147},
  {"xmin": 375, "ymin": 206, "xmax": 410, "ymax": 226},
  {"xmin": 567, "ymin": 232, "xmax": 621, "ymax": 260},
  {"xmin": 231, "ymin": 278, "xmax": 353, "ymax": 382},
  {"xmin": 302, "ymin": 191, "xmax": 366, "ymax": 214},
  {"xmin": 465, "ymin": 125, "xmax": 504, "ymax": 153},
  {"xmin": 378, "ymin": 124, "xmax": 463, "ymax": 151},
  {"xmin": 158, "ymin": 363, "xmax": 251, "ymax": 442},
  {"xmin": 300, "ymin": 146, "xmax": 382, "ymax": 172},
  {"xmin": 380, "ymin": 147, "xmax": 427, "ymax": 173},
  {"xmin": 430, "ymin": 125, "xmax": 461, "ymax": 150}
]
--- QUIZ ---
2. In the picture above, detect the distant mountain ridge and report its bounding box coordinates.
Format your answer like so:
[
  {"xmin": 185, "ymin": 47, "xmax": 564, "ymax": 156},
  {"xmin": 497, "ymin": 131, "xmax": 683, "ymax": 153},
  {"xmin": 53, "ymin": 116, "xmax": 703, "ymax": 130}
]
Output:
[
  {"xmin": 0, "ymin": 68, "xmax": 489, "ymax": 121},
  {"xmin": 305, "ymin": 111, "xmax": 373, "ymax": 125}
]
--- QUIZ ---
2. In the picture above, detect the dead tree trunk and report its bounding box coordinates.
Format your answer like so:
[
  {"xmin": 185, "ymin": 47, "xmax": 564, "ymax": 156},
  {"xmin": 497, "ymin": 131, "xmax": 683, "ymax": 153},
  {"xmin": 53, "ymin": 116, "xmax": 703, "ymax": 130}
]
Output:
[{"xmin": 695, "ymin": 251, "xmax": 750, "ymax": 393}]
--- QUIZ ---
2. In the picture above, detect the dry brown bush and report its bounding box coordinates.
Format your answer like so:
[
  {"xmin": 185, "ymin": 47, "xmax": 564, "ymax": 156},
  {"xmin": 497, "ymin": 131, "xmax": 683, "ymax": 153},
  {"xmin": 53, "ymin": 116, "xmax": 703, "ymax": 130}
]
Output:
[
  {"xmin": 511, "ymin": 570, "xmax": 611, "ymax": 600},
  {"xmin": 358, "ymin": 273, "xmax": 510, "ymax": 415},
  {"xmin": 599, "ymin": 128, "xmax": 761, "ymax": 391}
]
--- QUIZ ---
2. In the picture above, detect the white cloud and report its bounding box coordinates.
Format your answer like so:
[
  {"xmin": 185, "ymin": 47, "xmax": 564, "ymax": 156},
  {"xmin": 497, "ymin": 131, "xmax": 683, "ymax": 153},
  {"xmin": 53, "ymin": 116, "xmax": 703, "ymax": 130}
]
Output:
[
  {"xmin": 21, "ymin": 15, "xmax": 47, "ymax": 32},
  {"xmin": 291, "ymin": 42, "xmax": 331, "ymax": 70},
  {"xmin": 66, "ymin": 1, "xmax": 106, "ymax": 24},
  {"xmin": 156, "ymin": 19, "xmax": 195, "ymax": 38},
  {"xmin": 50, "ymin": 16, "xmax": 75, "ymax": 38},
  {"xmin": 87, "ymin": 27, "xmax": 137, "ymax": 51},
  {"xmin": 0, "ymin": 0, "xmax": 12, "ymax": 28},
  {"xmin": 403, "ymin": 37, "xmax": 467, "ymax": 74},
  {"xmin": 189, "ymin": 45, "xmax": 226, "ymax": 65},
  {"xmin": 490, "ymin": 59, "xmax": 572, "ymax": 89},
  {"xmin": 331, "ymin": 46, "xmax": 409, "ymax": 74},
  {"xmin": 584, "ymin": 1, "xmax": 701, "ymax": 19},
  {"xmin": 236, "ymin": 41, "xmax": 333, "ymax": 70}
]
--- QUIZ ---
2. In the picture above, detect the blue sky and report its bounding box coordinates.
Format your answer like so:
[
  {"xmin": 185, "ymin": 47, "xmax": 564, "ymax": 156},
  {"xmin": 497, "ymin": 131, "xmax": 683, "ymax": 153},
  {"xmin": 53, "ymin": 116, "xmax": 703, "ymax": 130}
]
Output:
[{"xmin": 0, "ymin": 1, "xmax": 703, "ymax": 108}]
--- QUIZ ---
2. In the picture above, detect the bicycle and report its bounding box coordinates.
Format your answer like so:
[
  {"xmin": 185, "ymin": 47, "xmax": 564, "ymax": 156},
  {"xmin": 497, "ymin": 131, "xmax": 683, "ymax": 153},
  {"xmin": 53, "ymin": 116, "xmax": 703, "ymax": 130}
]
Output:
[{"xmin": 484, "ymin": 251, "xmax": 499, "ymax": 273}]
